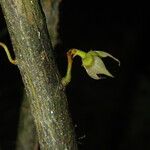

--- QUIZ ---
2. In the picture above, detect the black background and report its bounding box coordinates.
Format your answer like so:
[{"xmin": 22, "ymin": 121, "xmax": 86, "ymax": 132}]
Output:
[{"xmin": 0, "ymin": 1, "xmax": 146, "ymax": 150}]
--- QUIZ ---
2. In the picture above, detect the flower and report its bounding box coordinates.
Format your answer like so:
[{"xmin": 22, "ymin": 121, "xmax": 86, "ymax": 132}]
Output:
[
  {"xmin": 61, "ymin": 49, "xmax": 120, "ymax": 86},
  {"xmin": 70, "ymin": 49, "xmax": 120, "ymax": 80}
]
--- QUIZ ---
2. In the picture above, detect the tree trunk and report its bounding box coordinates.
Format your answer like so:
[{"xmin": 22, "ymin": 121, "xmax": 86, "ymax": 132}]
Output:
[
  {"xmin": 16, "ymin": 91, "xmax": 38, "ymax": 150},
  {"xmin": 16, "ymin": 0, "xmax": 62, "ymax": 149},
  {"xmin": 0, "ymin": 0, "xmax": 77, "ymax": 149},
  {"xmin": 41, "ymin": 0, "xmax": 61, "ymax": 46}
]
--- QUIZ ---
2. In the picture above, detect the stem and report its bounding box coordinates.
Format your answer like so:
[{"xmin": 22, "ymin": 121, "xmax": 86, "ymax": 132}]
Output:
[
  {"xmin": 0, "ymin": 42, "xmax": 16, "ymax": 64},
  {"xmin": 61, "ymin": 51, "xmax": 73, "ymax": 86},
  {"xmin": 72, "ymin": 49, "xmax": 87, "ymax": 59}
]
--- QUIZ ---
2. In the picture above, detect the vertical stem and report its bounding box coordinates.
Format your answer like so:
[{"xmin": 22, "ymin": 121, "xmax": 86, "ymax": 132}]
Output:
[{"xmin": 61, "ymin": 51, "xmax": 73, "ymax": 86}]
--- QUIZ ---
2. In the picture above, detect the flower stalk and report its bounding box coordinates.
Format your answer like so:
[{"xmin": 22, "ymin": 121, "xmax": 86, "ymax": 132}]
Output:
[
  {"xmin": 0, "ymin": 42, "xmax": 16, "ymax": 64},
  {"xmin": 61, "ymin": 50, "xmax": 73, "ymax": 86}
]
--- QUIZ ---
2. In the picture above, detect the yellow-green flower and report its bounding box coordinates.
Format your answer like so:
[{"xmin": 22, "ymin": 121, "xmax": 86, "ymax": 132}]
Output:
[
  {"xmin": 61, "ymin": 49, "xmax": 120, "ymax": 86},
  {"xmin": 71, "ymin": 49, "xmax": 120, "ymax": 79}
]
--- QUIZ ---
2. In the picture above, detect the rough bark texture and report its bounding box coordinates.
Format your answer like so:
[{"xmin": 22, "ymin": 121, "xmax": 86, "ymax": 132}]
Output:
[
  {"xmin": 16, "ymin": 92, "xmax": 37, "ymax": 150},
  {"xmin": 41, "ymin": 0, "xmax": 61, "ymax": 46},
  {"xmin": 16, "ymin": 0, "xmax": 62, "ymax": 149},
  {"xmin": 0, "ymin": 0, "xmax": 77, "ymax": 149}
]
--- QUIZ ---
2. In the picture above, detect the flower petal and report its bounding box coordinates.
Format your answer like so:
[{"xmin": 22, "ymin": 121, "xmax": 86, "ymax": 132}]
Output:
[
  {"xmin": 85, "ymin": 67, "xmax": 101, "ymax": 79},
  {"xmin": 84, "ymin": 56, "xmax": 113, "ymax": 79},
  {"xmin": 94, "ymin": 51, "xmax": 120, "ymax": 66}
]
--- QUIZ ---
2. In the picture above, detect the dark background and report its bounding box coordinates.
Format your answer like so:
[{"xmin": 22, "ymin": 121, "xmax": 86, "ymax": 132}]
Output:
[{"xmin": 0, "ymin": 1, "xmax": 146, "ymax": 150}]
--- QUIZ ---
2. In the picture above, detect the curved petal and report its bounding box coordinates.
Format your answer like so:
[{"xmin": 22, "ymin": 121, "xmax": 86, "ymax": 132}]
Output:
[
  {"xmin": 84, "ymin": 56, "xmax": 113, "ymax": 79},
  {"xmin": 95, "ymin": 51, "xmax": 120, "ymax": 66},
  {"xmin": 85, "ymin": 67, "xmax": 100, "ymax": 79}
]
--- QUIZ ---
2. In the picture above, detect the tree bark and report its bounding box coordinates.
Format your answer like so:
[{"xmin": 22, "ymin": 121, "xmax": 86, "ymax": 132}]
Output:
[
  {"xmin": 16, "ymin": 91, "xmax": 38, "ymax": 150},
  {"xmin": 0, "ymin": 0, "xmax": 77, "ymax": 149},
  {"xmin": 41, "ymin": 0, "xmax": 61, "ymax": 46},
  {"xmin": 16, "ymin": 0, "xmax": 62, "ymax": 149}
]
